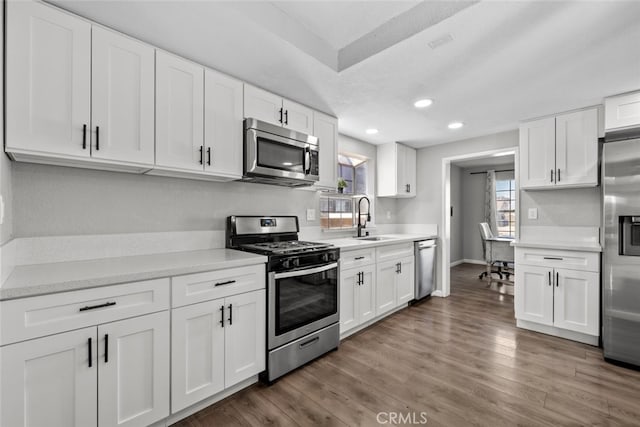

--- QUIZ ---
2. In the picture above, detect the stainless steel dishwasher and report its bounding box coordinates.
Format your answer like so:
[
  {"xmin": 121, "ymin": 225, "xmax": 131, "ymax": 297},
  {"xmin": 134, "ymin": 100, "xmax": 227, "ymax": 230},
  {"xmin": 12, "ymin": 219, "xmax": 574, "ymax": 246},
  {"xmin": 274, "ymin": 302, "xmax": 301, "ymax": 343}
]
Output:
[{"xmin": 414, "ymin": 239, "xmax": 437, "ymax": 300}]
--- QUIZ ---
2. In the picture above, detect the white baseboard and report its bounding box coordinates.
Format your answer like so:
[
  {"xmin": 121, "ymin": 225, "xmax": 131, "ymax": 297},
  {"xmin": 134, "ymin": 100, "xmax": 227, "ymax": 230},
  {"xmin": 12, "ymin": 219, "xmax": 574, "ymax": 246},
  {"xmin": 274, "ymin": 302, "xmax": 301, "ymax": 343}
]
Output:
[
  {"xmin": 450, "ymin": 259, "xmax": 464, "ymax": 267},
  {"xmin": 462, "ymin": 259, "xmax": 486, "ymax": 265},
  {"xmin": 431, "ymin": 290, "xmax": 445, "ymax": 297},
  {"xmin": 516, "ymin": 319, "xmax": 599, "ymax": 346}
]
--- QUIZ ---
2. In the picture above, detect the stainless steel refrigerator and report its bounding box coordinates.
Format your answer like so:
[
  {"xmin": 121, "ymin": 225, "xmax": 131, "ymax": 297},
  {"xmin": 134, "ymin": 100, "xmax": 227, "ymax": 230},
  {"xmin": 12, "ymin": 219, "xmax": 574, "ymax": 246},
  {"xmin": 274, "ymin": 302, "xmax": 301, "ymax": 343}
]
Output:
[{"xmin": 603, "ymin": 133, "xmax": 640, "ymax": 367}]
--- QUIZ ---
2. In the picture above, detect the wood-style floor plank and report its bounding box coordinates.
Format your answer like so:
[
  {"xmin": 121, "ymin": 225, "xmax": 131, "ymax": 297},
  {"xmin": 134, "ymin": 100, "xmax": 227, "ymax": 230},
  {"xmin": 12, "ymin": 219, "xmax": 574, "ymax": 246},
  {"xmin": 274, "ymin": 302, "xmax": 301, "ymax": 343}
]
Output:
[{"xmin": 172, "ymin": 263, "xmax": 640, "ymax": 426}]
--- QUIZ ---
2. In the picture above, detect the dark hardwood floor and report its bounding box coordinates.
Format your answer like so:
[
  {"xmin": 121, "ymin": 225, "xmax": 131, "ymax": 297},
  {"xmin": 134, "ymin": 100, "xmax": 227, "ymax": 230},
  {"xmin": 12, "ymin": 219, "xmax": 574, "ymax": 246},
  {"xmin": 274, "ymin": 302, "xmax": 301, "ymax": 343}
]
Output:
[{"xmin": 173, "ymin": 263, "xmax": 640, "ymax": 426}]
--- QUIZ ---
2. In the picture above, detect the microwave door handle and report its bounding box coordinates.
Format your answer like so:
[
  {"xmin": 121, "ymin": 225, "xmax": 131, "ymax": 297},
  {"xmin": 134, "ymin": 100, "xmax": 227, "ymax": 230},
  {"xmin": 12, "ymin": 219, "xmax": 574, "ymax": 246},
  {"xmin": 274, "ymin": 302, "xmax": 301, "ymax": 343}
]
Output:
[
  {"xmin": 274, "ymin": 262, "xmax": 338, "ymax": 280},
  {"xmin": 304, "ymin": 147, "xmax": 311, "ymax": 174}
]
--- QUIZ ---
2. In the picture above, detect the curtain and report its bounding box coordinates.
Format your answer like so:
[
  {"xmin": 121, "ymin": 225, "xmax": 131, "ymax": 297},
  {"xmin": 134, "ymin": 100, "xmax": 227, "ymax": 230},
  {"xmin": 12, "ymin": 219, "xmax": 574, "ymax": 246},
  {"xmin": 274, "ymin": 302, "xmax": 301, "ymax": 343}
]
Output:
[{"xmin": 484, "ymin": 170, "xmax": 498, "ymax": 235}]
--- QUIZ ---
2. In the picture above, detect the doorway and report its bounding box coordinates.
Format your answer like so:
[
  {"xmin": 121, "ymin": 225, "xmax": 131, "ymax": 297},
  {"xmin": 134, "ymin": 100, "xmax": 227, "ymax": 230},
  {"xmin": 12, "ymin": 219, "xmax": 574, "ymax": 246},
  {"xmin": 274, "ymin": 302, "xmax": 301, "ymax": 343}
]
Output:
[{"xmin": 440, "ymin": 147, "xmax": 518, "ymax": 297}]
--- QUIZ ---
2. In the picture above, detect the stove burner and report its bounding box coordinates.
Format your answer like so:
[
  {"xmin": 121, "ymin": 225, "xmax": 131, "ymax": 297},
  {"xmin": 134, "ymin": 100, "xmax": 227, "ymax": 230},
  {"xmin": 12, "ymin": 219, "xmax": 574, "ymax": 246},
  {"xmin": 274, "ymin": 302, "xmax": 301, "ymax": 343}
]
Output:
[{"xmin": 241, "ymin": 240, "xmax": 331, "ymax": 254}]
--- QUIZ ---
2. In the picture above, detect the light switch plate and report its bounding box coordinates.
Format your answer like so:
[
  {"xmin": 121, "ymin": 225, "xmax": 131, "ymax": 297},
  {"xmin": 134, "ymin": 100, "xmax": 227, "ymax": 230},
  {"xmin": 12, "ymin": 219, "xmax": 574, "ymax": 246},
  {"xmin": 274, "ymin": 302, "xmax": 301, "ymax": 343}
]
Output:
[
  {"xmin": 528, "ymin": 208, "xmax": 538, "ymax": 220},
  {"xmin": 306, "ymin": 208, "xmax": 316, "ymax": 221}
]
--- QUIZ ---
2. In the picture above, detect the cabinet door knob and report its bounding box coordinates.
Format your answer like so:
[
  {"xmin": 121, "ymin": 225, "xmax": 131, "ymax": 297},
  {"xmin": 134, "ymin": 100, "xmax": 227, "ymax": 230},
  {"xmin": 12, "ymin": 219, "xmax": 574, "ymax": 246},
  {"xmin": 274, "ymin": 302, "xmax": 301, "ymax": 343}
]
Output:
[
  {"xmin": 95, "ymin": 126, "xmax": 100, "ymax": 151},
  {"xmin": 279, "ymin": 108, "xmax": 283, "ymax": 123},
  {"xmin": 556, "ymin": 271, "xmax": 559, "ymax": 287},
  {"xmin": 284, "ymin": 110, "xmax": 289, "ymax": 125},
  {"xmin": 88, "ymin": 337, "xmax": 93, "ymax": 368},
  {"xmin": 82, "ymin": 124, "xmax": 87, "ymax": 150},
  {"xmin": 220, "ymin": 305, "xmax": 225, "ymax": 327},
  {"xmin": 199, "ymin": 146, "xmax": 203, "ymax": 165},
  {"xmin": 228, "ymin": 304, "xmax": 233, "ymax": 325},
  {"xmin": 548, "ymin": 271, "xmax": 552, "ymax": 286},
  {"xmin": 557, "ymin": 168, "xmax": 561, "ymax": 182},
  {"xmin": 550, "ymin": 169, "xmax": 554, "ymax": 183},
  {"xmin": 104, "ymin": 334, "xmax": 109, "ymax": 363},
  {"xmin": 207, "ymin": 147, "xmax": 211, "ymax": 166}
]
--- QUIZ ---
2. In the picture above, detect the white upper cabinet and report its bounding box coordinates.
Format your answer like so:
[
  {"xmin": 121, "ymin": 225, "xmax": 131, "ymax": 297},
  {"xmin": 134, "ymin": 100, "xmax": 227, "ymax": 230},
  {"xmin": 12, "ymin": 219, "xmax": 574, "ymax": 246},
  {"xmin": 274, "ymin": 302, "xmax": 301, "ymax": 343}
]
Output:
[
  {"xmin": 244, "ymin": 84, "xmax": 283, "ymax": 126},
  {"xmin": 520, "ymin": 107, "xmax": 600, "ymax": 190},
  {"xmin": 204, "ymin": 69, "xmax": 244, "ymax": 179},
  {"xmin": 520, "ymin": 117, "xmax": 556, "ymax": 188},
  {"xmin": 6, "ymin": 1, "xmax": 91, "ymax": 158},
  {"xmin": 605, "ymin": 90, "xmax": 640, "ymax": 132},
  {"xmin": 91, "ymin": 27, "xmax": 155, "ymax": 166},
  {"xmin": 313, "ymin": 111, "xmax": 339, "ymax": 191},
  {"xmin": 282, "ymin": 99, "xmax": 314, "ymax": 134},
  {"xmin": 155, "ymin": 52, "xmax": 204, "ymax": 172},
  {"xmin": 244, "ymin": 84, "xmax": 314, "ymax": 134},
  {"xmin": 377, "ymin": 142, "xmax": 417, "ymax": 198},
  {"xmin": 555, "ymin": 109, "xmax": 599, "ymax": 187}
]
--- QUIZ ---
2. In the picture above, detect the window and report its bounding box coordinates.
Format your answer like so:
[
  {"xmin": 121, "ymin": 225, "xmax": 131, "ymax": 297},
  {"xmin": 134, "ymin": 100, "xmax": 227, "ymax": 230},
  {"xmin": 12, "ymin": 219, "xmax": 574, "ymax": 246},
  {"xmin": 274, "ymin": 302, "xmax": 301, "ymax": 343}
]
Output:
[
  {"xmin": 496, "ymin": 174, "xmax": 516, "ymax": 238},
  {"xmin": 321, "ymin": 154, "xmax": 372, "ymax": 230},
  {"xmin": 337, "ymin": 154, "xmax": 367, "ymax": 195}
]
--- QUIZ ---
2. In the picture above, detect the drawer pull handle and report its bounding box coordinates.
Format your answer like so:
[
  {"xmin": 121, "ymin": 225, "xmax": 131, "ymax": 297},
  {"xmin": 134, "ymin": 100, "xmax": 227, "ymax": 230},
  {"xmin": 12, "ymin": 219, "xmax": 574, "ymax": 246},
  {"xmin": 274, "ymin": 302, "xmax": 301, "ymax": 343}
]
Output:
[
  {"xmin": 543, "ymin": 257, "xmax": 563, "ymax": 260},
  {"xmin": 299, "ymin": 336, "xmax": 319, "ymax": 348},
  {"xmin": 354, "ymin": 256, "xmax": 365, "ymax": 260},
  {"xmin": 215, "ymin": 280, "xmax": 236, "ymax": 287},
  {"xmin": 79, "ymin": 301, "xmax": 116, "ymax": 312}
]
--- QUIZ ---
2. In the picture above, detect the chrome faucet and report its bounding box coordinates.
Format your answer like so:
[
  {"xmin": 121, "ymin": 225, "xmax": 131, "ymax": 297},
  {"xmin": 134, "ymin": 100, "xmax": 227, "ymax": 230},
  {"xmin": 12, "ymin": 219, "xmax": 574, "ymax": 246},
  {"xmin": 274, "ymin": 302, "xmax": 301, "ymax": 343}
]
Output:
[{"xmin": 356, "ymin": 196, "xmax": 371, "ymax": 237}]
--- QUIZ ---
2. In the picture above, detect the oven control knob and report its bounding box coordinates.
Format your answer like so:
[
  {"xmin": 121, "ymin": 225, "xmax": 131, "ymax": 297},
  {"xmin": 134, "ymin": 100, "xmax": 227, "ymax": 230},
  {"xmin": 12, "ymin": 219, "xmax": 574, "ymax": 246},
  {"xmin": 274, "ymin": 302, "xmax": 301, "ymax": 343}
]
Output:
[
  {"xmin": 322, "ymin": 253, "xmax": 329, "ymax": 262},
  {"xmin": 292, "ymin": 259, "xmax": 300, "ymax": 268},
  {"xmin": 282, "ymin": 259, "xmax": 291, "ymax": 269}
]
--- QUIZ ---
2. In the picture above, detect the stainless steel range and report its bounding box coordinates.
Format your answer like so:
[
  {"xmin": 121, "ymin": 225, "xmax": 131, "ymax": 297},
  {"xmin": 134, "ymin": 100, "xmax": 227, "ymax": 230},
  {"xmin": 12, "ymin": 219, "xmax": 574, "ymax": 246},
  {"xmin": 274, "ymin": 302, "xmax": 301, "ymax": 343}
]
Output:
[{"xmin": 226, "ymin": 216, "xmax": 340, "ymax": 382}]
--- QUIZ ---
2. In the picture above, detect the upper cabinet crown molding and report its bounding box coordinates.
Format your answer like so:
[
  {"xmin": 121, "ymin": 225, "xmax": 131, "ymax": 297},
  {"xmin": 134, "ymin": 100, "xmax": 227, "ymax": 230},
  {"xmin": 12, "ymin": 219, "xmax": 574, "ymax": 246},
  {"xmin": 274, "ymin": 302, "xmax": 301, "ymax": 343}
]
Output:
[
  {"xmin": 605, "ymin": 90, "xmax": 640, "ymax": 133},
  {"xmin": 244, "ymin": 84, "xmax": 314, "ymax": 135},
  {"xmin": 377, "ymin": 142, "xmax": 417, "ymax": 198},
  {"xmin": 520, "ymin": 106, "xmax": 601, "ymax": 190}
]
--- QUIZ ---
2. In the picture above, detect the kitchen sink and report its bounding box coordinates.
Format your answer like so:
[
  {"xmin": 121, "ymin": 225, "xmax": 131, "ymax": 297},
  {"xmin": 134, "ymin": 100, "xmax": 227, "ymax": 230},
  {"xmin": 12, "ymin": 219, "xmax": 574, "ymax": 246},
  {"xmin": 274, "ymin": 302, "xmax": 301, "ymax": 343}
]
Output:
[{"xmin": 354, "ymin": 236, "xmax": 393, "ymax": 241}]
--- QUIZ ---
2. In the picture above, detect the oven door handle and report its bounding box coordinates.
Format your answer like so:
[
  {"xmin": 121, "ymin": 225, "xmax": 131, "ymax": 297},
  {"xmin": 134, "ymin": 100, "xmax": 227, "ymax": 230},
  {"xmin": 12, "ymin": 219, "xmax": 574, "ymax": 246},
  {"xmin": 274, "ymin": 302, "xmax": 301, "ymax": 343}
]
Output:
[{"xmin": 274, "ymin": 262, "xmax": 338, "ymax": 280}]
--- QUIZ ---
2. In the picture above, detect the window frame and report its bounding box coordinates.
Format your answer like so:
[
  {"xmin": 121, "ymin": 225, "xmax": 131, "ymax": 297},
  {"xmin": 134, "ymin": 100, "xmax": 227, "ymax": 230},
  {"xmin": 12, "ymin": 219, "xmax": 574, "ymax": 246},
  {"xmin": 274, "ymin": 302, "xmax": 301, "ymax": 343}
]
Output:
[{"xmin": 495, "ymin": 175, "xmax": 516, "ymax": 238}]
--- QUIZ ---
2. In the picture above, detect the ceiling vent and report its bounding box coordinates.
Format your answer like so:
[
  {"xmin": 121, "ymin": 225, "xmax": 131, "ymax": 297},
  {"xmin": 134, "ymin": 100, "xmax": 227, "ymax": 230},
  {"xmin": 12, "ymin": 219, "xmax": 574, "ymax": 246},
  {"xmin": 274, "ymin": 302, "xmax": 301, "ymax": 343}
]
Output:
[{"xmin": 428, "ymin": 34, "xmax": 453, "ymax": 49}]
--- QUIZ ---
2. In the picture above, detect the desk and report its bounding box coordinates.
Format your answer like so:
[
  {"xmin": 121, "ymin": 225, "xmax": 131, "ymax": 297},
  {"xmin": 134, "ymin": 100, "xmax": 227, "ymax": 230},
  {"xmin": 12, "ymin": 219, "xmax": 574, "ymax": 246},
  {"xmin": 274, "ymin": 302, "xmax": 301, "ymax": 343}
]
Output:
[{"xmin": 484, "ymin": 237, "xmax": 514, "ymax": 286}]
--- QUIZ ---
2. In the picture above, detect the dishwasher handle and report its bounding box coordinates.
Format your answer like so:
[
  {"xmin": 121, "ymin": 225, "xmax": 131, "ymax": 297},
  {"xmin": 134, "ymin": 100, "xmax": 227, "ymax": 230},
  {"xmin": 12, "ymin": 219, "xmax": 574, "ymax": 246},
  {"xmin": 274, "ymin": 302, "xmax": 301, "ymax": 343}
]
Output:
[{"xmin": 417, "ymin": 240, "xmax": 437, "ymax": 249}]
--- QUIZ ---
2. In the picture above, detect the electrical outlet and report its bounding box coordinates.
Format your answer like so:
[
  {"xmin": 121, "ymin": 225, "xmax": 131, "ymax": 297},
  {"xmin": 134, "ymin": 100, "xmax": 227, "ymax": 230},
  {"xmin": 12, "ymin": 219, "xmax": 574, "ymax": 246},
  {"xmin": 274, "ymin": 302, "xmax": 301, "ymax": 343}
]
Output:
[
  {"xmin": 528, "ymin": 208, "xmax": 538, "ymax": 220},
  {"xmin": 306, "ymin": 208, "xmax": 316, "ymax": 221}
]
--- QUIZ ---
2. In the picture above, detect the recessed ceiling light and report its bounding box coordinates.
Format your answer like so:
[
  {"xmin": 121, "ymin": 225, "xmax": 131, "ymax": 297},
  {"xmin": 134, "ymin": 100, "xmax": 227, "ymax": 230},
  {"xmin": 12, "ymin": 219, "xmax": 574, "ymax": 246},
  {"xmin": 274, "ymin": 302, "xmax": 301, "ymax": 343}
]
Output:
[
  {"xmin": 366, "ymin": 128, "xmax": 378, "ymax": 135},
  {"xmin": 414, "ymin": 99, "xmax": 433, "ymax": 108},
  {"xmin": 448, "ymin": 122, "xmax": 464, "ymax": 130}
]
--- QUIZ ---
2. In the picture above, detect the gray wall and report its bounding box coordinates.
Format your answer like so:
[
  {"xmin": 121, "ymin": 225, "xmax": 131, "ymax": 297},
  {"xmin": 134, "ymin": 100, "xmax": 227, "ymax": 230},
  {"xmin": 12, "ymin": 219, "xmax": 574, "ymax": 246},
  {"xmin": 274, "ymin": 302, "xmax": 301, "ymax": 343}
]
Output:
[
  {"xmin": 10, "ymin": 134, "xmax": 391, "ymax": 238},
  {"xmin": 397, "ymin": 130, "xmax": 519, "ymax": 226},
  {"xmin": 460, "ymin": 165, "xmax": 514, "ymax": 262},
  {"xmin": 450, "ymin": 165, "xmax": 463, "ymax": 263},
  {"xmin": 520, "ymin": 187, "xmax": 601, "ymax": 227}
]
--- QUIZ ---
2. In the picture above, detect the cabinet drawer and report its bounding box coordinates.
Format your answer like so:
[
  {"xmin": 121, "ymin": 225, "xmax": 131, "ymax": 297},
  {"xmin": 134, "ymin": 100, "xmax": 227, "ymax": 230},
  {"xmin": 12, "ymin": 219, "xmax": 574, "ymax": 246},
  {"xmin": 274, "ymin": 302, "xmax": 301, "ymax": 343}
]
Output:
[
  {"xmin": 0, "ymin": 278, "xmax": 170, "ymax": 346},
  {"xmin": 515, "ymin": 248, "xmax": 599, "ymax": 272},
  {"xmin": 172, "ymin": 264, "xmax": 265, "ymax": 308},
  {"xmin": 340, "ymin": 248, "xmax": 376, "ymax": 270},
  {"xmin": 376, "ymin": 243, "xmax": 414, "ymax": 262}
]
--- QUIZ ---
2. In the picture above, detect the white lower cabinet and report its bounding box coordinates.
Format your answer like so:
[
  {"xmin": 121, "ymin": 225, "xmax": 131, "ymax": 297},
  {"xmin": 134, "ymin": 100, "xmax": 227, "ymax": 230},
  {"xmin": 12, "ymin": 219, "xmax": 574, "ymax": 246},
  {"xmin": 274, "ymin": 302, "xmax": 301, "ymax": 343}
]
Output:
[
  {"xmin": 98, "ymin": 312, "xmax": 170, "ymax": 427},
  {"xmin": 376, "ymin": 249, "xmax": 415, "ymax": 316},
  {"xmin": 340, "ymin": 264, "xmax": 376, "ymax": 335},
  {"xmin": 515, "ymin": 247, "xmax": 600, "ymax": 343},
  {"xmin": 0, "ymin": 327, "xmax": 98, "ymax": 427},
  {"xmin": 340, "ymin": 243, "xmax": 416, "ymax": 337},
  {"xmin": 0, "ymin": 311, "xmax": 170, "ymax": 427},
  {"xmin": 171, "ymin": 266, "xmax": 266, "ymax": 413}
]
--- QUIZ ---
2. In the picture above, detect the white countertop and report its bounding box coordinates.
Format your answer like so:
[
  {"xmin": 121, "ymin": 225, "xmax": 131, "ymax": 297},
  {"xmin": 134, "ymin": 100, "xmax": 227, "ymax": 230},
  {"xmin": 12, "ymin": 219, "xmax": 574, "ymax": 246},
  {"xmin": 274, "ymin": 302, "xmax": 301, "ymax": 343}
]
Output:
[
  {"xmin": 320, "ymin": 233, "xmax": 438, "ymax": 250},
  {"xmin": 0, "ymin": 249, "xmax": 267, "ymax": 301},
  {"xmin": 511, "ymin": 240, "xmax": 602, "ymax": 253}
]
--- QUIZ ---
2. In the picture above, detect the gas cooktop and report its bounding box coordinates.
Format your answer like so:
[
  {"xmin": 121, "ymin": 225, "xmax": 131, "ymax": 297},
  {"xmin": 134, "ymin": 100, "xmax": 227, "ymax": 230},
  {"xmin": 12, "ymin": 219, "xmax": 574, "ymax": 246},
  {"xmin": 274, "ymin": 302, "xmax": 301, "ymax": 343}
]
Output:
[{"xmin": 239, "ymin": 240, "xmax": 332, "ymax": 255}]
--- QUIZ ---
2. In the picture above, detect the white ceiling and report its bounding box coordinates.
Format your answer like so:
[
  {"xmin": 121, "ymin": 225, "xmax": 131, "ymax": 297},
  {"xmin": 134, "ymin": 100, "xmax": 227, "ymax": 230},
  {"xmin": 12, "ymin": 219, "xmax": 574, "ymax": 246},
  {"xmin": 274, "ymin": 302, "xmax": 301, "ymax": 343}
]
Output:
[
  {"xmin": 271, "ymin": 1, "xmax": 420, "ymax": 50},
  {"xmin": 49, "ymin": 1, "xmax": 640, "ymax": 148}
]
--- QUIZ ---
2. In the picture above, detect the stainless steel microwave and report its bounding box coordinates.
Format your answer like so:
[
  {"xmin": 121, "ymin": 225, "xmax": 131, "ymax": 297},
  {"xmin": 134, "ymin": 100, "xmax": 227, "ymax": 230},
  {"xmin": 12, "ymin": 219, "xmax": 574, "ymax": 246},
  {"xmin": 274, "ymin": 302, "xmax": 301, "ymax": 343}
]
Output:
[{"xmin": 242, "ymin": 118, "xmax": 319, "ymax": 187}]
